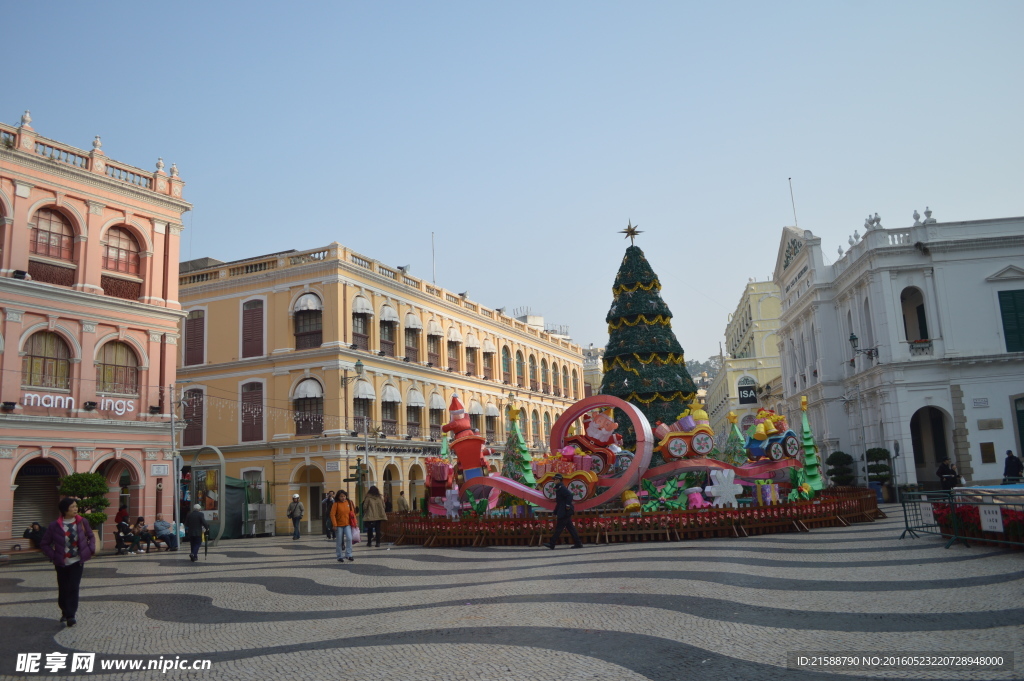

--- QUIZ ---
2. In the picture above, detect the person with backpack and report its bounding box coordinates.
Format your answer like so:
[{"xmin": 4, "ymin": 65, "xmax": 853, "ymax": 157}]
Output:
[{"xmin": 544, "ymin": 474, "xmax": 584, "ymax": 549}]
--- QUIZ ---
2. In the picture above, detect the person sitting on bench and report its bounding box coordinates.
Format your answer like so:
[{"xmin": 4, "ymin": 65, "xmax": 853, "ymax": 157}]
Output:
[{"xmin": 152, "ymin": 514, "xmax": 179, "ymax": 551}]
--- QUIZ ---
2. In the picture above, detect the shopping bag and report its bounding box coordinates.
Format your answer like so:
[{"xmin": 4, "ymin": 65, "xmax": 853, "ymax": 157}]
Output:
[{"xmin": 351, "ymin": 527, "xmax": 361, "ymax": 544}]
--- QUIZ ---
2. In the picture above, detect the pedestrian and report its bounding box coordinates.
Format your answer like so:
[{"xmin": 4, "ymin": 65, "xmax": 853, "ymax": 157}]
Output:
[
  {"xmin": 361, "ymin": 485, "xmax": 387, "ymax": 548},
  {"xmin": 113, "ymin": 504, "xmax": 129, "ymax": 525},
  {"xmin": 544, "ymin": 473, "xmax": 584, "ymax": 549},
  {"xmin": 936, "ymin": 458, "xmax": 959, "ymax": 491},
  {"xmin": 384, "ymin": 494, "xmax": 393, "ymax": 513},
  {"xmin": 322, "ymin": 491, "xmax": 335, "ymax": 540},
  {"xmin": 117, "ymin": 515, "xmax": 141, "ymax": 554},
  {"xmin": 331, "ymin": 490, "xmax": 358, "ymax": 562},
  {"xmin": 152, "ymin": 513, "xmax": 179, "ymax": 551},
  {"xmin": 287, "ymin": 493, "xmax": 304, "ymax": 540},
  {"xmin": 38, "ymin": 497, "xmax": 96, "ymax": 627},
  {"xmin": 184, "ymin": 503, "xmax": 209, "ymax": 562},
  {"xmin": 1003, "ymin": 450, "xmax": 1023, "ymax": 485},
  {"xmin": 397, "ymin": 490, "xmax": 410, "ymax": 513},
  {"xmin": 22, "ymin": 522, "xmax": 44, "ymax": 548}
]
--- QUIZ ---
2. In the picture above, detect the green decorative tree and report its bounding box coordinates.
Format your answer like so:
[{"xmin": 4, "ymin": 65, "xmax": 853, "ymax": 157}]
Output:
[
  {"xmin": 57, "ymin": 472, "xmax": 111, "ymax": 529},
  {"xmin": 500, "ymin": 406, "xmax": 535, "ymax": 485},
  {"xmin": 865, "ymin": 448, "xmax": 892, "ymax": 484},
  {"xmin": 599, "ymin": 238, "xmax": 697, "ymax": 451},
  {"xmin": 825, "ymin": 451, "xmax": 856, "ymax": 487},
  {"xmin": 800, "ymin": 402, "xmax": 824, "ymax": 490},
  {"xmin": 719, "ymin": 414, "xmax": 749, "ymax": 466}
]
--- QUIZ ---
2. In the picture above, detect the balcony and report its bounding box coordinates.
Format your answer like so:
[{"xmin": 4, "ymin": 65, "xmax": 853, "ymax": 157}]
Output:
[{"xmin": 352, "ymin": 333, "xmax": 369, "ymax": 351}]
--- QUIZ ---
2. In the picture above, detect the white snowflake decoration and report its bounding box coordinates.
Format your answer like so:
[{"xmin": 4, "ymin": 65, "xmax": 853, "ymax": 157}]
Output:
[
  {"xmin": 705, "ymin": 469, "xmax": 743, "ymax": 508},
  {"xmin": 444, "ymin": 487, "xmax": 462, "ymax": 520}
]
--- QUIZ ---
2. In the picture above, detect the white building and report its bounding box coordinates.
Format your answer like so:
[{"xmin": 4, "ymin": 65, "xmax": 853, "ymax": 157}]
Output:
[{"xmin": 774, "ymin": 211, "xmax": 1024, "ymax": 489}]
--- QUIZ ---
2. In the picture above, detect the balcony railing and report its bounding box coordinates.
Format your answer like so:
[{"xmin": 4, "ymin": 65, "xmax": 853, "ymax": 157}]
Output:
[
  {"xmin": 352, "ymin": 333, "xmax": 369, "ymax": 351},
  {"xmin": 909, "ymin": 339, "xmax": 934, "ymax": 356}
]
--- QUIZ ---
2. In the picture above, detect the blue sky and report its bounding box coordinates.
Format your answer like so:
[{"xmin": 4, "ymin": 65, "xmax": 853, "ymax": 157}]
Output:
[{"xmin": 6, "ymin": 1, "xmax": 1023, "ymax": 361}]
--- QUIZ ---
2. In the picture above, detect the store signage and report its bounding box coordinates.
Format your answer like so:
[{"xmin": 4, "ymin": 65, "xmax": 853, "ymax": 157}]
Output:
[
  {"xmin": 99, "ymin": 397, "xmax": 136, "ymax": 415},
  {"xmin": 22, "ymin": 393, "xmax": 75, "ymax": 409},
  {"xmin": 151, "ymin": 464, "xmax": 170, "ymax": 477},
  {"xmin": 325, "ymin": 461, "xmax": 340, "ymax": 472},
  {"xmin": 738, "ymin": 387, "xmax": 758, "ymax": 405}
]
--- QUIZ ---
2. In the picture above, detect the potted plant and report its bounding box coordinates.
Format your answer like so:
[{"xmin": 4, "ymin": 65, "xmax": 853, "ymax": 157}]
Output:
[
  {"xmin": 866, "ymin": 448, "xmax": 893, "ymax": 502},
  {"xmin": 825, "ymin": 451, "xmax": 856, "ymax": 487},
  {"xmin": 57, "ymin": 472, "xmax": 111, "ymax": 538}
]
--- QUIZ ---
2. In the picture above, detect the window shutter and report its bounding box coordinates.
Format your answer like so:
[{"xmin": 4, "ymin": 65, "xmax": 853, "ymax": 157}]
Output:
[
  {"xmin": 242, "ymin": 383, "xmax": 263, "ymax": 442},
  {"xmin": 183, "ymin": 390, "xmax": 204, "ymax": 447},
  {"xmin": 999, "ymin": 290, "xmax": 1024, "ymax": 352},
  {"xmin": 242, "ymin": 301, "xmax": 264, "ymax": 358},
  {"xmin": 185, "ymin": 315, "xmax": 205, "ymax": 366}
]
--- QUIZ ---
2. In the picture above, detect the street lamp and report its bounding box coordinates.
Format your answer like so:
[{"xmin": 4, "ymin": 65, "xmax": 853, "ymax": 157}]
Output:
[
  {"xmin": 848, "ymin": 333, "xmax": 878, "ymax": 361},
  {"xmin": 340, "ymin": 359, "xmax": 366, "ymax": 497}
]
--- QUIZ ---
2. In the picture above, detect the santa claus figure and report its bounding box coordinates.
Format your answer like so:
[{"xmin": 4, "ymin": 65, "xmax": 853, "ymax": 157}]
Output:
[
  {"xmin": 442, "ymin": 395, "xmax": 487, "ymax": 480},
  {"xmin": 583, "ymin": 409, "xmax": 623, "ymax": 453}
]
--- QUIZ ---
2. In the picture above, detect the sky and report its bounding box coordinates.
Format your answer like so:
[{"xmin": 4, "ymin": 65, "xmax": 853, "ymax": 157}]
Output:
[{"xmin": 6, "ymin": 1, "xmax": 1023, "ymax": 361}]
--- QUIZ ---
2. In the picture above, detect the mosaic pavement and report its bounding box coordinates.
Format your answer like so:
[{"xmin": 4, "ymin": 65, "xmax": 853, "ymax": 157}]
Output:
[{"xmin": 0, "ymin": 506, "xmax": 1021, "ymax": 680}]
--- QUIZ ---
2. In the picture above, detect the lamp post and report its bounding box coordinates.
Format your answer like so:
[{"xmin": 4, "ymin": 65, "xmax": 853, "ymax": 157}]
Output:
[
  {"xmin": 340, "ymin": 360, "xmax": 366, "ymax": 496},
  {"xmin": 848, "ymin": 333, "xmax": 879, "ymax": 362}
]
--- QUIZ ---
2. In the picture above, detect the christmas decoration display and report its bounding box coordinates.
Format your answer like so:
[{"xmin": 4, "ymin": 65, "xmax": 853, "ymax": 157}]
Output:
[
  {"xmin": 621, "ymin": 490, "xmax": 641, "ymax": 513},
  {"xmin": 640, "ymin": 476, "xmax": 687, "ymax": 512},
  {"xmin": 800, "ymin": 396, "xmax": 824, "ymax": 490},
  {"xmin": 500, "ymin": 404, "xmax": 535, "ymax": 485},
  {"xmin": 653, "ymin": 398, "xmax": 716, "ymax": 460},
  {"xmin": 444, "ymin": 485, "xmax": 462, "ymax": 520},
  {"xmin": 744, "ymin": 408, "xmax": 801, "ymax": 462},
  {"xmin": 598, "ymin": 233, "xmax": 698, "ymax": 451},
  {"xmin": 684, "ymin": 487, "xmax": 712, "ymax": 509},
  {"xmin": 719, "ymin": 411, "xmax": 749, "ymax": 466},
  {"xmin": 705, "ymin": 469, "xmax": 744, "ymax": 508},
  {"xmin": 442, "ymin": 394, "xmax": 490, "ymax": 480},
  {"xmin": 564, "ymin": 408, "xmax": 631, "ymax": 474}
]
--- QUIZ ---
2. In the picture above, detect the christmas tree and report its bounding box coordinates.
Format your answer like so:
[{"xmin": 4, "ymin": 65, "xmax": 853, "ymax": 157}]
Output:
[
  {"xmin": 599, "ymin": 225, "xmax": 697, "ymax": 451},
  {"xmin": 500, "ymin": 406, "xmax": 535, "ymax": 485},
  {"xmin": 800, "ymin": 397, "xmax": 824, "ymax": 490}
]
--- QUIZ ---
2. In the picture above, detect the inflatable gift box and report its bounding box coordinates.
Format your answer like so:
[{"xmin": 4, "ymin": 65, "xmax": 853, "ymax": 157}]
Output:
[
  {"xmin": 653, "ymin": 422, "xmax": 671, "ymax": 440},
  {"xmin": 553, "ymin": 460, "xmax": 575, "ymax": 475},
  {"xmin": 575, "ymin": 456, "xmax": 593, "ymax": 472}
]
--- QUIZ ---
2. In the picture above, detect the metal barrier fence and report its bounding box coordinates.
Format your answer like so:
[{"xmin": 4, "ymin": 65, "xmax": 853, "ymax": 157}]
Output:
[{"xmin": 901, "ymin": 488, "xmax": 1024, "ymax": 550}]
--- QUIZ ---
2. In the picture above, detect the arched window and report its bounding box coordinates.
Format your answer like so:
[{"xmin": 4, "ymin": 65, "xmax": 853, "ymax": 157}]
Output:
[
  {"xmin": 294, "ymin": 379, "xmax": 324, "ymax": 436},
  {"xmin": 294, "ymin": 294, "xmax": 323, "ymax": 350},
  {"xmin": 103, "ymin": 227, "xmax": 141, "ymax": 274},
  {"xmin": 379, "ymin": 305, "xmax": 399, "ymax": 357},
  {"xmin": 562, "ymin": 367, "xmax": 569, "ymax": 396},
  {"xmin": 540, "ymin": 359, "xmax": 550, "ymax": 392},
  {"xmin": 22, "ymin": 331, "xmax": 71, "ymax": 389},
  {"xmin": 571, "ymin": 369, "xmax": 579, "ymax": 399},
  {"xmin": 862, "ymin": 298, "xmax": 875, "ymax": 350},
  {"xmin": 531, "ymin": 410, "xmax": 541, "ymax": 443},
  {"xmin": 551, "ymin": 363, "xmax": 560, "ymax": 395},
  {"xmin": 30, "ymin": 209, "xmax": 73, "ymax": 261},
  {"xmin": 501, "ymin": 347, "xmax": 512, "ymax": 383},
  {"xmin": 404, "ymin": 313, "xmax": 422, "ymax": 361},
  {"xmin": 543, "ymin": 412, "xmax": 552, "ymax": 439},
  {"xmin": 96, "ymin": 341, "xmax": 139, "ymax": 394},
  {"xmin": 515, "ymin": 351, "xmax": 526, "ymax": 387},
  {"xmin": 528, "ymin": 355, "xmax": 538, "ymax": 390},
  {"xmin": 352, "ymin": 295, "xmax": 373, "ymax": 351}
]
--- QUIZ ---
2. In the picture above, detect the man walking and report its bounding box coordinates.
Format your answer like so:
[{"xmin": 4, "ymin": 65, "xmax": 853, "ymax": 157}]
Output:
[
  {"xmin": 184, "ymin": 504, "xmax": 208, "ymax": 563},
  {"xmin": 287, "ymin": 494, "xmax": 304, "ymax": 540},
  {"xmin": 544, "ymin": 474, "xmax": 583, "ymax": 549},
  {"xmin": 1003, "ymin": 450, "xmax": 1023, "ymax": 484},
  {"xmin": 322, "ymin": 491, "xmax": 335, "ymax": 540},
  {"xmin": 397, "ymin": 490, "xmax": 410, "ymax": 512}
]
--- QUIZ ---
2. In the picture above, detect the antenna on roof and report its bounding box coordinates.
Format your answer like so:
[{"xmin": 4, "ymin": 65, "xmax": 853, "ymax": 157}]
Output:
[{"xmin": 788, "ymin": 178, "xmax": 799, "ymax": 229}]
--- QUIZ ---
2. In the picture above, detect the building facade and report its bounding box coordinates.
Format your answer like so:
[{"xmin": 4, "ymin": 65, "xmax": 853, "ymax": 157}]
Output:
[
  {"xmin": 0, "ymin": 112, "xmax": 190, "ymax": 548},
  {"xmin": 581, "ymin": 344, "xmax": 604, "ymax": 397},
  {"xmin": 176, "ymin": 243, "xmax": 584, "ymax": 535},
  {"xmin": 774, "ymin": 213, "xmax": 1024, "ymax": 488},
  {"xmin": 706, "ymin": 280, "xmax": 782, "ymax": 439}
]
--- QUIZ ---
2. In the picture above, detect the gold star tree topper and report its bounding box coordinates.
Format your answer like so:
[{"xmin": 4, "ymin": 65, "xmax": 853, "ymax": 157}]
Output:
[{"xmin": 619, "ymin": 220, "xmax": 642, "ymax": 245}]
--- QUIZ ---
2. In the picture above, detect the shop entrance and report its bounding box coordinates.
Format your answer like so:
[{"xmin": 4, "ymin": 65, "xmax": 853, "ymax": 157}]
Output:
[
  {"xmin": 13, "ymin": 459, "xmax": 62, "ymax": 534},
  {"xmin": 910, "ymin": 406, "xmax": 951, "ymax": 489}
]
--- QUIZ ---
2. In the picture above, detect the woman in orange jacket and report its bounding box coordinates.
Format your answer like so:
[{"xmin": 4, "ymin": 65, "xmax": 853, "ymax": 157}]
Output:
[{"xmin": 330, "ymin": 490, "xmax": 358, "ymax": 562}]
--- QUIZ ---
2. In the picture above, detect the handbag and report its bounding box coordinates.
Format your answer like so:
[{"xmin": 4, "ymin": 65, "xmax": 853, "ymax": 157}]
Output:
[{"xmin": 351, "ymin": 527, "xmax": 361, "ymax": 544}]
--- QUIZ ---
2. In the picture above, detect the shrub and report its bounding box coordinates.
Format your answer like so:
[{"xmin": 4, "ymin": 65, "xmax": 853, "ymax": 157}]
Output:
[
  {"xmin": 58, "ymin": 472, "xmax": 110, "ymax": 529},
  {"xmin": 865, "ymin": 447, "xmax": 892, "ymax": 484},
  {"xmin": 825, "ymin": 451, "xmax": 856, "ymax": 486}
]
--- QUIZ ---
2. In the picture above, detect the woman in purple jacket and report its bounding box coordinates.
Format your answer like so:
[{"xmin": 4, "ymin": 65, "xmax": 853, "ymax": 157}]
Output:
[{"xmin": 39, "ymin": 498, "xmax": 96, "ymax": 627}]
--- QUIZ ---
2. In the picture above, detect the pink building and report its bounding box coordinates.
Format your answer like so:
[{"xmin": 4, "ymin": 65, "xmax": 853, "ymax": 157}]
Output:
[{"xmin": 0, "ymin": 111, "xmax": 191, "ymax": 550}]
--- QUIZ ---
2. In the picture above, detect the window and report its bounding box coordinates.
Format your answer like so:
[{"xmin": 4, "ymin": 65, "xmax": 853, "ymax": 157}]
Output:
[
  {"xmin": 531, "ymin": 410, "xmax": 541, "ymax": 443},
  {"xmin": 562, "ymin": 367, "xmax": 569, "ymax": 396},
  {"xmin": 185, "ymin": 310, "xmax": 205, "ymax": 366},
  {"xmin": 482, "ymin": 351, "xmax": 493, "ymax": 379},
  {"xmin": 515, "ymin": 351, "xmax": 525, "ymax": 387},
  {"xmin": 551, "ymin": 363, "xmax": 560, "ymax": 395},
  {"xmin": 528, "ymin": 355, "xmax": 538, "ymax": 391},
  {"xmin": 465, "ymin": 347, "xmax": 477, "ymax": 375},
  {"xmin": 294, "ymin": 294, "xmax": 323, "ymax": 350},
  {"xmin": 21, "ymin": 331, "xmax": 71, "ymax": 389},
  {"xmin": 429, "ymin": 408, "xmax": 444, "ymax": 439},
  {"xmin": 900, "ymin": 287, "xmax": 929, "ymax": 341},
  {"xmin": 541, "ymin": 359, "xmax": 549, "ymax": 392},
  {"xmin": 998, "ymin": 290, "xmax": 1024, "ymax": 352},
  {"xmin": 241, "ymin": 382, "xmax": 263, "ymax": 442},
  {"xmin": 294, "ymin": 379, "xmax": 323, "ymax": 436},
  {"xmin": 571, "ymin": 369, "xmax": 579, "ymax": 399},
  {"xmin": 382, "ymin": 401, "xmax": 398, "ymax": 435},
  {"xmin": 447, "ymin": 341, "xmax": 460, "ymax": 371},
  {"xmin": 406, "ymin": 406, "xmax": 422, "ymax": 437},
  {"xmin": 102, "ymin": 227, "xmax": 140, "ymax": 274},
  {"xmin": 95, "ymin": 341, "xmax": 138, "ymax": 394},
  {"xmin": 485, "ymin": 415, "xmax": 497, "ymax": 439},
  {"xmin": 404, "ymin": 328, "xmax": 420, "ymax": 361},
  {"xmin": 427, "ymin": 335, "xmax": 441, "ymax": 366},
  {"xmin": 543, "ymin": 412, "xmax": 552, "ymax": 439},
  {"xmin": 182, "ymin": 389, "xmax": 204, "ymax": 447},
  {"xmin": 380, "ymin": 321, "xmax": 396, "ymax": 357},
  {"xmin": 501, "ymin": 347, "xmax": 512, "ymax": 383},
  {"xmin": 242, "ymin": 300, "xmax": 264, "ymax": 358},
  {"xmin": 353, "ymin": 398, "xmax": 372, "ymax": 432},
  {"xmin": 30, "ymin": 209, "xmax": 73, "ymax": 261},
  {"xmin": 352, "ymin": 313, "xmax": 370, "ymax": 350}
]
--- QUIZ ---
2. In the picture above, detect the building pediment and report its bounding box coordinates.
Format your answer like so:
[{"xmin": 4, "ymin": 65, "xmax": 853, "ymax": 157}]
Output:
[
  {"xmin": 986, "ymin": 265, "xmax": 1024, "ymax": 282},
  {"xmin": 774, "ymin": 226, "xmax": 808, "ymax": 278}
]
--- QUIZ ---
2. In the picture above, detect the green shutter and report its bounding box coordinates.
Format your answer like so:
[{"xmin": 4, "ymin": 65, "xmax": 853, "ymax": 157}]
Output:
[{"xmin": 999, "ymin": 290, "xmax": 1024, "ymax": 353}]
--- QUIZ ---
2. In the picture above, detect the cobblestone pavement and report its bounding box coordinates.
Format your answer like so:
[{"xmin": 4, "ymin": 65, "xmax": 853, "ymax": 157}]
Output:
[{"xmin": 0, "ymin": 505, "xmax": 1021, "ymax": 680}]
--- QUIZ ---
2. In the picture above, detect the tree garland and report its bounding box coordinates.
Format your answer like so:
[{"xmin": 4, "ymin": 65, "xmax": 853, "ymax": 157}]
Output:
[
  {"xmin": 612, "ymin": 279, "xmax": 662, "ymax": 296},
  {"xmin": 603, "ymin": 353, "xmax": 687, "ymax": 375},
  {"xmin": 607, "ymin": 314, "xmax": 672, "ymax": 330},
  {"xmin": 620, "ymin": 390, "xmax": 695, "ymax": 405}
]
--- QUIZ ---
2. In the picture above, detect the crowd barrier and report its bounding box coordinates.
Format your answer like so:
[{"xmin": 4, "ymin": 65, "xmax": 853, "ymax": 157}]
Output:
[
  {"xmin": 901, "ymin": 487, "xmax": 1024, "ymax": 550},
  {"xmin": 381, "ymin": 488, "xmax": 883, "ymax": 547}
]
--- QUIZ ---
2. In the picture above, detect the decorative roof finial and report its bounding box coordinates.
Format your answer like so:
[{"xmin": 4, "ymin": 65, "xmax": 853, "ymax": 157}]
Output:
[
  {"xmin": 156, "ymin": 157, "xmax": 165, "ymax": 173},
  {"xmin": 170, "ymin": 163, "xmax": 178, "ymax": 177},
  {"xmin": 838, "ymin": 245, "xmax": 844, "ymax": 257},
  {"xmin": 872, "ymin": 213, "xmax": 882, "ymax": 228},
  {"xmin": 864, "ymin": 215, "xmax": 873, "ymax": 231},
  {"xmin": 19, "ymin": 110, "xmax": 32, "ymax": 128},
  {"xmin": 923, "ymin": 206, "xmax": 936, "ymax": 224},
  {"xmin": 853, "ymin": 229, "xmax": 861, "ymax": 242},
  {"xmin": 92, "ymin": 135, "xmax": 102, "ymax": 150},
  {"xmin": 913, "ymin": 209, "xmax": 921, "ymax": 226},
  {"xmin": 848, "ymin": 235, "xmax": 855, "ymax": 247},
  {"xmin": 619, "ymin": 219, "xmax": 642, "ymax": 245}
]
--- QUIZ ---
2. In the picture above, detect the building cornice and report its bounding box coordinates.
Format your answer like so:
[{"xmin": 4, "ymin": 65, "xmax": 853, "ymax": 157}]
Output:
[{"xmin": 0, "ymin": 278, "xmax": 186, "ymax": 326}]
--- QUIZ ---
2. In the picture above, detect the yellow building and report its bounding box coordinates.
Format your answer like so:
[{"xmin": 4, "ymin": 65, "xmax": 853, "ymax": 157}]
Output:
[
  {"xmin": 706, "ymin": 280, "xmax": 782, "ymax": 439},
  {"xmin": 176, "ymin": 242, "xmax": 584, "ymax": 535}
]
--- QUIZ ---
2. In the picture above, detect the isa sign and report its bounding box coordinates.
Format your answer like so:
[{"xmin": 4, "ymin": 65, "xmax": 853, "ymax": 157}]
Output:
[
  {"xmin": 980, "ymin": 506, "xmax": 1004, "ymax": 533},
  {"xmin": 738, "ymin": 387, "xmax": 758, "ymax": 405}
]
